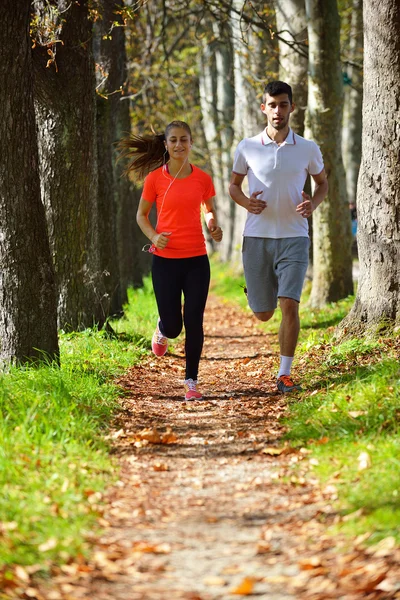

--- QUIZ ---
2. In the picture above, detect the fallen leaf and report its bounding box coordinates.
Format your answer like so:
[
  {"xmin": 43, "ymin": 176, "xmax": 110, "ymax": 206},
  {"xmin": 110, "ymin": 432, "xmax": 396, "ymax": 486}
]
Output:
[
  {"xmin": 365, "ymin": 536, "xmax": 397, "ymax": 557},
  {"xmin": 298, "ymin": 556, "xmax": 322, "ymax": 570},
  {"xmin": 161, "ymin": 428, "xmax": 177, "ymax": 444},
  {"xmin": 38, "ymin": 538, "xmax": 57, "ymax": 552},
  {"xmin": 132, "ymin": 541, "xmax": 171, "ymax": 554},
  {"xmin": 230, "ymin": 576, "xmax": 255, "ymax": 595},
  {"xmin": 348, "ymin": 411, "xmax": 366, "ymax": 418},
  {"xmin": 153, "ymin": 462, "xmax": 169, "ymax": 471},
  {"xmin": 261, "ymin": 447, "xmax": 285, "ymax": 456},
  {"xmin": 358, "ymin": 451, "xmax": 371, "ymax": 470},
  {"xmin": 135, "ymin": 428, "xmax": 161, "ymax": 443}
]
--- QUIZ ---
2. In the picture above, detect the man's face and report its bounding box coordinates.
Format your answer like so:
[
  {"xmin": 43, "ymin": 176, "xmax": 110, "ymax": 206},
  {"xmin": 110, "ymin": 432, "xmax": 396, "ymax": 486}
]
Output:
[{"xmin": 261, "ymin": 93, "xmax": 294, "ymax": 130}]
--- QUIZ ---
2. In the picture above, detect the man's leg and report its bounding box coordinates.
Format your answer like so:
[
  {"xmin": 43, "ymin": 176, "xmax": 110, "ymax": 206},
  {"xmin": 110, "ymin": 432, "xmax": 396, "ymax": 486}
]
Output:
[
  {"xmin": 278, "ymin": 296, "xmax": 300, "ymax": 358},
  {"xmin": 275, "ymin": 297, "xmax": 302, "ymax": 392},
  {"xmin": 254, "ymin": 309, "xmax": 275, "ymax": 322}
]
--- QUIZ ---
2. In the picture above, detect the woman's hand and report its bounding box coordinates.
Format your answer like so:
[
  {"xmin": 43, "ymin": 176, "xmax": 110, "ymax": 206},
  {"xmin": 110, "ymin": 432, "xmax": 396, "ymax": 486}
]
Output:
[
  {"xmin": 208, "ymin": 219, "xmax": 223, "ymax": 242},
  {"xmin": 152, "ymin": 231, "xmax": 172, "ymax": 249}
]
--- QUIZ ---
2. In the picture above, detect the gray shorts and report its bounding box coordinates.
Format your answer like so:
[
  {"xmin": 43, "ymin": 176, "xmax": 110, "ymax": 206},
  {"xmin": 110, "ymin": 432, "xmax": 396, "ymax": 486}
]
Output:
[{"xmin": 242, "ymin": 236, "xmax": 310, "ymax": 312}]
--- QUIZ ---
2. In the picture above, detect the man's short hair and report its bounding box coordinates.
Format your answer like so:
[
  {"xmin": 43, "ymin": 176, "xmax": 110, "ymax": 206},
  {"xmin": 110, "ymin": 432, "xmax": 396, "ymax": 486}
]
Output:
[{"xmin": 263, "ymin": 81, "xmax": 293, "ymax": 104}]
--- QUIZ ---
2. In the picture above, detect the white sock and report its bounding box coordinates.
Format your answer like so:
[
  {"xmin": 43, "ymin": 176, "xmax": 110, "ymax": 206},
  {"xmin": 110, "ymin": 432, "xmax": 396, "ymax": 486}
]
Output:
[{"xmin": 278, "ymin": 355, "xmax": 293, "ymax": 378}]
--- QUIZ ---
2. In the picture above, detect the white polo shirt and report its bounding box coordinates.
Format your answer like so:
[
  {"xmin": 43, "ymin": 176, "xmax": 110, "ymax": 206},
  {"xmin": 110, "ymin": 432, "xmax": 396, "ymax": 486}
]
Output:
[{"xmin": 232, "ymin": 128, "xmax": 324, "ymax": 238}]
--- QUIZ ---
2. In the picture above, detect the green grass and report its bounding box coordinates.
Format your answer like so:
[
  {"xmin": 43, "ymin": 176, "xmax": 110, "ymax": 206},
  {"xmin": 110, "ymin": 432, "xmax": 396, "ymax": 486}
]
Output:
[
  {"xmin": 210, "ymin": 256, "xmax": 400, "ymax": 544},
  {"xmin": 0, "ymin": 327, "xmax": 150, "ymax": 570}
]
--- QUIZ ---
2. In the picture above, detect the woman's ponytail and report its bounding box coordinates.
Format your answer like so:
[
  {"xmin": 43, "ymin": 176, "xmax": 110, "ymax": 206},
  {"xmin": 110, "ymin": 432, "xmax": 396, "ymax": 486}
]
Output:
[{"xmin": 118, "ymin": 132, "xmax": 167, "ymax": 181}]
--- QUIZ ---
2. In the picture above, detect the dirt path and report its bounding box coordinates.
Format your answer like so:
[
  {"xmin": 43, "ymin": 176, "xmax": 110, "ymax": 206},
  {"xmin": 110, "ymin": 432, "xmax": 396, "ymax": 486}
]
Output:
[{"xmin": 34, "ymin": 296, "xmax": 399, "ymax": 600}]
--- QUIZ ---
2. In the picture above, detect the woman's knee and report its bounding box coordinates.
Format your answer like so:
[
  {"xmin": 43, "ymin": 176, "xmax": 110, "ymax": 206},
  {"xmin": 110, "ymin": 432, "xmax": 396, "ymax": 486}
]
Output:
[
  {"xmin": 254, "ymin": 309, "xmax": 274, "ymax": 322},
  {"xmin": 160, "ymin": 316, "xmax": 183, "ymax": 339}
]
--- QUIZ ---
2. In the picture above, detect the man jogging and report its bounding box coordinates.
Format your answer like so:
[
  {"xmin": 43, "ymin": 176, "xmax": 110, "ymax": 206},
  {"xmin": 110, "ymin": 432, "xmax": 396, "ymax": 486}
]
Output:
[{"xmin": 229, "ymin": 81, "xmax": 328, "ymax": 393}]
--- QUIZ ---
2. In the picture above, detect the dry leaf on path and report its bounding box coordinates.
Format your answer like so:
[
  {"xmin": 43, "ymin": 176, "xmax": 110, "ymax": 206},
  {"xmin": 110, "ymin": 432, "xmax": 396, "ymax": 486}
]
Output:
[{"xmin": 230, "ymin": 576, "xmax": 255, "ymax": 595}]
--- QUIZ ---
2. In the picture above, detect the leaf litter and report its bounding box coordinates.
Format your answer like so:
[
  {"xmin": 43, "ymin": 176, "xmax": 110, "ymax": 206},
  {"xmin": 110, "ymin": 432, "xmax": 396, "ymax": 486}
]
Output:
[{"xmin": 3, "ymin": 296, "xmax": 400, "ymax": 599}]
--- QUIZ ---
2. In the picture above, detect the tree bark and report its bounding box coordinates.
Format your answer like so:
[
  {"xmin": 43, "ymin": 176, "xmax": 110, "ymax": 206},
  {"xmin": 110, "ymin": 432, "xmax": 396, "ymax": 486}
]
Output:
[
  {"xmin": 341, "ymin": 0, "xmax": 363, "ymax": 208},
  {"xmin": 33, "ymin": 0, "xmax": 104, "ymax": 330},
  {"xmin": 274, "ymin": 0, "xmax": 308, "ymax": 135},
  {"xmin": 338, "ymin": 0, "xmax": 400, "ymax": 335},
  {"xmin": 93, "ymin": 1, "xmax": 123, "ymax": 315},
  {"xmin": 229, "ymin": 0, "xmax": 277, "ymax": 267},
  {"xmin": 0, "ymin": 1, "xmax": 59, "ymax": 365},
  {"xmin": 305, "ymin": 0, "xmax": 353, "ymax": 307}
]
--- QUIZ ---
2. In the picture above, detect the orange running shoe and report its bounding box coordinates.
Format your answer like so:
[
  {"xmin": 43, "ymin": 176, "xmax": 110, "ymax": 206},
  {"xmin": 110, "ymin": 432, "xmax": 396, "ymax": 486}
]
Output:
[{"xmin": 277, "ymin": 375, "xmax": 302, "ymax": 394}]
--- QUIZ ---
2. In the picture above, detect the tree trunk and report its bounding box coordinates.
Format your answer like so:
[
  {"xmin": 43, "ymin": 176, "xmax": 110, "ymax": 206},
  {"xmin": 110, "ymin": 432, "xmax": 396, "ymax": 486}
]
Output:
[
  {"xmin": 199, "ymin": 21, "xmax": 235, "ymax": 262},
  {"xmin": 93, "ymin": 1, "xmax": 123, "ymax": 315},
  {"xmin": 274, "ymin": 0, "xmax": 308, "ymax": 135},
  {"xmin": 229, "ymin": 0, "xmax": 276, "ymax": 267},
  {"xmin": 338, "ymin": 0, "xmax": 400, "ymax": 335},
  {"xmin": 341, "ymin": 0, "xmax": 363, "ymax": 208},
  {"xmin": 33, "ymin": 0, "xmax": 104, "ymax": 330},
  {"xmin": 0, "ymin": 1, "xmax": 59, "ymax": 365},
  {"xmin": 305, "ymin": 0, "xmax": 353, "ymax": 307}
]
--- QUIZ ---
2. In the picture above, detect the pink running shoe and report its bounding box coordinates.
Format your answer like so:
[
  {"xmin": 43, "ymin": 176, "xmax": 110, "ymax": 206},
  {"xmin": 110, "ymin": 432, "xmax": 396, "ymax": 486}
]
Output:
[
  {"xmin": 184, "ymin": 378, "xmax": 203, "ymax": 400},
  {"xmin": 151, "ymin": 321, "xmax": 168, "ymax": 357}
]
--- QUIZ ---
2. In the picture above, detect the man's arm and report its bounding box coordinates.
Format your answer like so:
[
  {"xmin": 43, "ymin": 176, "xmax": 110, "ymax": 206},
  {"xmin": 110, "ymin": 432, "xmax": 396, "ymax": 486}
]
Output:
[
  {"xmin": 229, "ymin": 173, "xmax": 266, "ymax": 214},
  {"xmin": 296, "ymin": 169, "xmax": 328, "ymax": 218}
]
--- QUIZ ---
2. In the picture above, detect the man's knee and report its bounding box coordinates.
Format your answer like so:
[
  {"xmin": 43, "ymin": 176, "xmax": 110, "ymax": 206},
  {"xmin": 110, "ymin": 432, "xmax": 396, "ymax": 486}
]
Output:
[
  {"xmin": 254, "ymin": 309, "xmax": 275, "ymax": 322},
  {"xmin": 279, "ymin": 297, "xmax": 299, "ymax": 318}
]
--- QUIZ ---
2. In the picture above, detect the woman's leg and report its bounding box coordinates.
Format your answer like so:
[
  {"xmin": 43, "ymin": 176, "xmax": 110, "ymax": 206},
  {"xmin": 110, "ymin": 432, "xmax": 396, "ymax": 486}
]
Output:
[
  {"xmin": 151, "ymin": 256, "xmax": 183, "ymax": 339},
  {"xmin": 182, "ymin": 255, "xmax": 210, "ymax": 380}
]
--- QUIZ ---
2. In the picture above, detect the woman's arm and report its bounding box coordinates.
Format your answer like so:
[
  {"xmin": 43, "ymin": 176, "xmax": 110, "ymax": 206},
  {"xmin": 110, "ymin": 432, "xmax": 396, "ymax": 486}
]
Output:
[
  {"xmin": 203, "ymin": 197, "xmax": 223, "ymax": 242},
  {"xmin": 136, "ymin": 197, "xmax": 171, "ymax": 250}
]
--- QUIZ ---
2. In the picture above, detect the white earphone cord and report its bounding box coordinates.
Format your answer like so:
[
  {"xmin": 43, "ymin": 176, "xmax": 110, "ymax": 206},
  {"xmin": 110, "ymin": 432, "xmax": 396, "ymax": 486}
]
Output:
[{"xmin": 142, "ymin": 156, "xmax": 189, "ymax": 253}]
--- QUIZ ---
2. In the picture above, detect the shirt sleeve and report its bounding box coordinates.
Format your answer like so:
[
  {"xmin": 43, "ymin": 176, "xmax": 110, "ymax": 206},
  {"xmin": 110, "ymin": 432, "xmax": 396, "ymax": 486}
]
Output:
[
  {"xmin": 203, "ymin": 173, "xmax": 216, "ymax": 200},
  {"xmin": 308, "ymin": 142, "xmax": 324, "ymax": 176},
  {"xmin": 232, "ymin": 140, "xmax": 248, "ymax": 175},
  {"xmin": 142, "ymin": 171, "xmax": 157, "ymax": 203}
]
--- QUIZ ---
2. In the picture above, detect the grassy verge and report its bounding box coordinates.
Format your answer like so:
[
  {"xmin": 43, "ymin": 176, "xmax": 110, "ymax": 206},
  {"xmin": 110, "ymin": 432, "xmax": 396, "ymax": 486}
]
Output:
[
  {"xmin": 210, "ymin": 256, "xmax": 400, "ymax": 544},
  {"xmin": 0, "ymin": 326, "xmax": 150, "ymax": 572}
]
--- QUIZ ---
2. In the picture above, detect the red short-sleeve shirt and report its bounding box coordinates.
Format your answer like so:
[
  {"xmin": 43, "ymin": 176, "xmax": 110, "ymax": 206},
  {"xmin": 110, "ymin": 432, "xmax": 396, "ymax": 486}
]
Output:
[{"xmin": 142, "ymin": 165, "xmax": 215, "ymax": 258}]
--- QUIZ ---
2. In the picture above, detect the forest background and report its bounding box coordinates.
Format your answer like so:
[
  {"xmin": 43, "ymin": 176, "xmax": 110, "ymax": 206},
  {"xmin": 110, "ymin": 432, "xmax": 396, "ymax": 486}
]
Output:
[
  {"xmin": 0, "ymin": 0, "xmax": 399, "ymax": 594},
  {"xmin": 0, "ymin": 0, "xmax": 399, "ymax": 365}
]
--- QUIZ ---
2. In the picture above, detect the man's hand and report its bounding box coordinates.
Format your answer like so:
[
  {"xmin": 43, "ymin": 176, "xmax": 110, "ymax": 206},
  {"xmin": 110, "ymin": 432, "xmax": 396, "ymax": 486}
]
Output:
[
  {"xmin": 247, "ymin": 190, "xmax": 267, "ymax": 214},
  {"xmin": 296, "ymin": 191, "xmax": 314, "ymax": 218}
]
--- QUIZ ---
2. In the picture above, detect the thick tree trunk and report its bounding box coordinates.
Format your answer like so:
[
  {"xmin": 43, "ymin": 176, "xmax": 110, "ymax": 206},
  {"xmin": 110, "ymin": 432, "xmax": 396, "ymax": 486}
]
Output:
[
  {"xmin": 306, "ymin": 0, "xmax": 353, "ymax": 307},
  {"xmin": 341, "ymin": 0, "xmax": 363, "ymax": 208},
  {"xmin": 274, "ymin": 0, "xmax": 308, "ymax": 135},
  {"xmin": 338, "ymin": 0, "xmax": 400, "ymax": 335},
  {"xmin": 0, "ymin": 1, "xmax": 59, "ymax": 365},
  {"xmin": 33, "ymin": 0, "xmax": 104, "ymax": 331}
]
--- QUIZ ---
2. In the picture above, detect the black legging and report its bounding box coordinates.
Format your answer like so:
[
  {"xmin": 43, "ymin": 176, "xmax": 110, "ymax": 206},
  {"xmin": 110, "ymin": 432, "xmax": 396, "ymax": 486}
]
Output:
[{"xmin": 151, "ymin": 254, "xmax": 210, "ymax": 380}]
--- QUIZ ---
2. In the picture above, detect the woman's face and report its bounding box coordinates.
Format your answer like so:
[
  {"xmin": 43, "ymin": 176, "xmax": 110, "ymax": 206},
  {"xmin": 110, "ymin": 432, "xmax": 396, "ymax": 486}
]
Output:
[{"xmin": 165, "ymin": 127, "xmax": 192, "ymax": 161}]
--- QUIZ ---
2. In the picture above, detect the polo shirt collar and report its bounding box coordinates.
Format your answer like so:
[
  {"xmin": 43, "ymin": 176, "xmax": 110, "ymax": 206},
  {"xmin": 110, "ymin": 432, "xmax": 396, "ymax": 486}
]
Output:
[{"xmin": 261, "ymin": 128, "xmax": 296, "ymax": 146}]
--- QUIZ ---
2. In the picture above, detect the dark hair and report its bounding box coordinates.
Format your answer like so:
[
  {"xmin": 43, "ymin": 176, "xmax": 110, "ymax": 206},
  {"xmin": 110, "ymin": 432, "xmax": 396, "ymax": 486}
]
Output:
[
  {"xmin": 262, "ymin": 81, "xmax": 293, "ymax": 104},
  {"xmin": 118, "ymin": 120, "xmax": 192, "ymax": 181}
]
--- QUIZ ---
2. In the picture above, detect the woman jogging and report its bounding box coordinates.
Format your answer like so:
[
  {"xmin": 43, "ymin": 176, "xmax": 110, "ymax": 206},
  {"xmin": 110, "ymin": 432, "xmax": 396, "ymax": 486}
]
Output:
[{"xmin": 119, "ymin": 120, "xmax": 223, "ymax": 401}]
